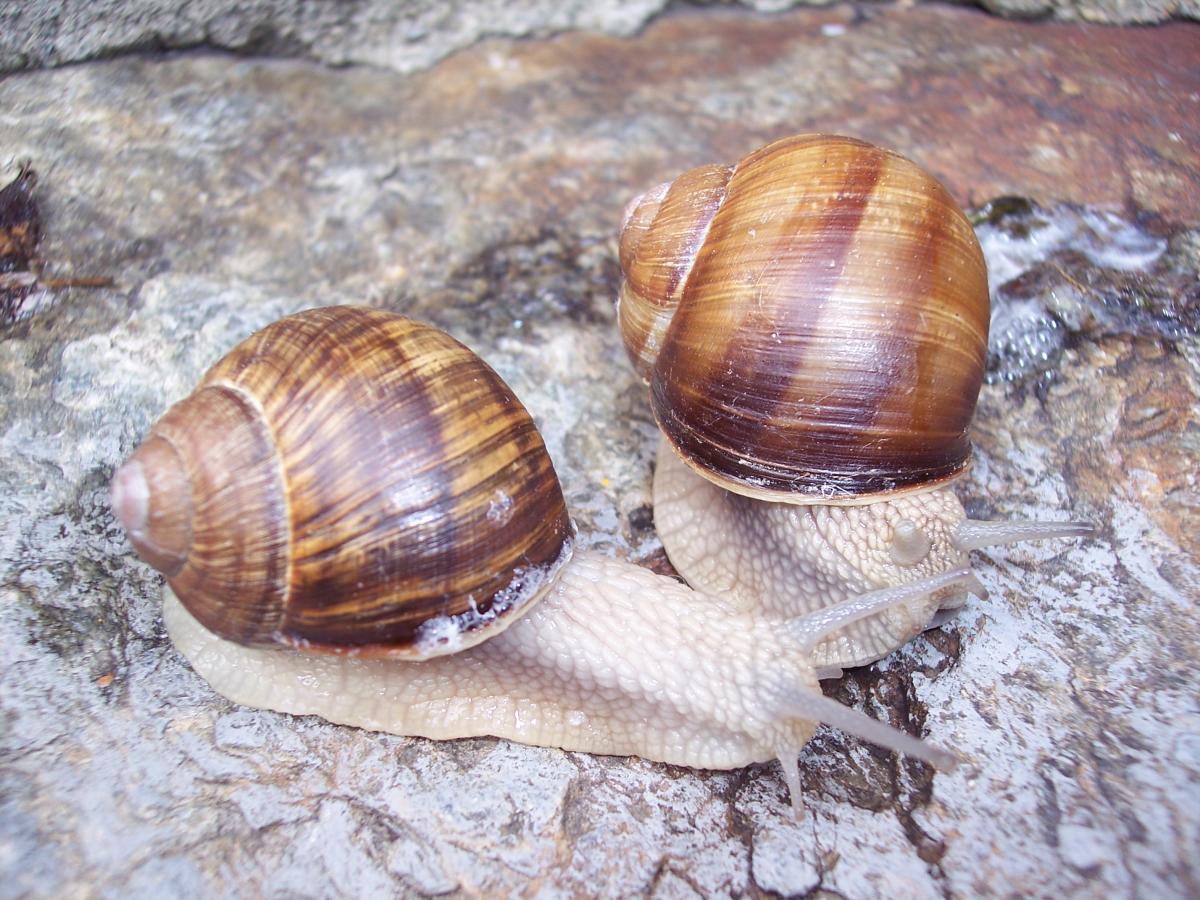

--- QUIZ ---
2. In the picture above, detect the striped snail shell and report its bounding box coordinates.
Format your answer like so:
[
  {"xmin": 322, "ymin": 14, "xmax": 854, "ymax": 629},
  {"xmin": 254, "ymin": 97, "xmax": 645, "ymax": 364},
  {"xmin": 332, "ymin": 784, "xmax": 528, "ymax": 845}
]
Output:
[
  {"xmin": 618, "ymin": 134, "xmax": 990, "ymax": 504},
  {"xmin": 111, "ymin": 306, "xmax": 573, "ymax": 658}
]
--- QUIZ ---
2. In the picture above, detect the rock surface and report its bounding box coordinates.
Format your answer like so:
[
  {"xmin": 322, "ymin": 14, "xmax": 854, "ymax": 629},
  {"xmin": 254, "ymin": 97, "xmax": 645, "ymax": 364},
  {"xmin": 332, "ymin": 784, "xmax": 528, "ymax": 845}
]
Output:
[
  {"xmin": 1, "ymin": 5, "xmax": 1198, "ymax": 897},
  {"xmin": 2, "ymin": 0, "xmax": 1198, "ymax": 76}
]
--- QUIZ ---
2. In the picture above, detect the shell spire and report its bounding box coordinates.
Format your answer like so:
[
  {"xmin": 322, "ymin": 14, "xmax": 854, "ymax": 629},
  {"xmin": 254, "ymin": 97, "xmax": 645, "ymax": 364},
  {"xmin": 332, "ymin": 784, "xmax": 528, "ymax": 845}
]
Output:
[
  {"xmin": 112, "ymin": 438, "xmax": 192, "ymax": 574},
  {"xmin": 617, "ymin": 164, "xmax": 732, "ymax": 380}
]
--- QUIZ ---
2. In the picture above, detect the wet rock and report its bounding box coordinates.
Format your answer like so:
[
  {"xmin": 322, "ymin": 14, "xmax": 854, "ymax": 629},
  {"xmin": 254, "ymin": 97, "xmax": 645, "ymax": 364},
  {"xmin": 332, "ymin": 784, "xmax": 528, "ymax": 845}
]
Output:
[
  {"xmin": 978, "ymin": 201, "xmax": 1198, "ymax": 384},
  {"xmin": 1, "ymin": 5, "xmax": 1197, "ymax": 897}
]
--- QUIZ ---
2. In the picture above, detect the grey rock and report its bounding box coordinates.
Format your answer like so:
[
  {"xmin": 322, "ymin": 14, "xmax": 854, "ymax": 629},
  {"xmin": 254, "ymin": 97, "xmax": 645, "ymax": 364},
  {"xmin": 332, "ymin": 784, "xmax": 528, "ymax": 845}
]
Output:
[
  {"xmin": 3, "ymin": 0, "xmax": 1197, "ymax": 78},
  {"xmin": 0, "ymin": 0, "xmax": 667, "ymax": 75},
  {"xmin": 2, "ymin": 10, "xmax": 1199, "ymax": 898}
]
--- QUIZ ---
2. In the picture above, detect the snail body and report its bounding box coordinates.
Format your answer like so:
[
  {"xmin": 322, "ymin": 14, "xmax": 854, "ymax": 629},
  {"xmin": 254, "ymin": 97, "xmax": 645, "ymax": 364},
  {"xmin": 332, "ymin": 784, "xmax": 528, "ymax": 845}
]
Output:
[
  {"xmin": 652, "ymin": 442, "xmax": 976, "ymax": 674},
  {"xmin": 618, "ymin": 135, "xmax": 1091, "ymax": 670},
  {"xmin": 114, "ymin": 306, "xmax": 964, "ymax": 813},
  {"xmin": 164, "ymin": 552, "xmax": 914, "ymax": 783}
]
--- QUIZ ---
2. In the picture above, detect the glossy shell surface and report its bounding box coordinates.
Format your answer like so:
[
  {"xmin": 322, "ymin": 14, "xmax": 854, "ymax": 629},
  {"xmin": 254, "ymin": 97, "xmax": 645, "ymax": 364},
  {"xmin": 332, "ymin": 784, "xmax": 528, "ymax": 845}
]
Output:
[
  {"xmin": 115, "ymin": 307, "xmax": 573, "ymax": 658},
  {"xmin": 619, "ymin": 135, "xmax": 990, "ymax": 504}
]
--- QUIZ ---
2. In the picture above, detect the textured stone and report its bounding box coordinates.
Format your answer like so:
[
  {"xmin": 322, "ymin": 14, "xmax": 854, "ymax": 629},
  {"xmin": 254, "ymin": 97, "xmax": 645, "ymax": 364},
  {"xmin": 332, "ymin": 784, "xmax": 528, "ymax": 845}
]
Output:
[
  {"xmin": 0, "ymin": 0, "xmax": 664, "ymax": 75},
  {"xmin": 2, "ymin": 0, "xmax": 1197, "ymax": 78},
  {"xmin": 1, "ymin": 5, "xmax": 1198, "ymax": 897},
  {"xmin": 981, "ymin": 0, "xmax": 1200, "ymax": 20}
]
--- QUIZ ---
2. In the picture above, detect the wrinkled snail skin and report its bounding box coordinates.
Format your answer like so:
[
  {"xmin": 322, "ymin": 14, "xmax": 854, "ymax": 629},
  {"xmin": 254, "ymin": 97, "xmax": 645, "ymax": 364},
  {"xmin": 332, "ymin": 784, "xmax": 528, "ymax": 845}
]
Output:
[
  {"xmin": 163, "ymin": 549, "xmax": 966, "ymax": 811},
  {"xmin": 114, "ymin": 306, "xmax": 966, "ymax": 814},
  {"xmin": 619, "ymin": 135, "xmax": 1092, "ymax": 669},
  {"xmin": 652, "ymin": 439, "xmax": 1093, "ymax": 676},
  {"xmin": 163, "ymin": 552, "xmax": 822, "ymax": 776},
  {"xmin": 652, "ymin": 440, "xmax": 975, "ymax": 675}
]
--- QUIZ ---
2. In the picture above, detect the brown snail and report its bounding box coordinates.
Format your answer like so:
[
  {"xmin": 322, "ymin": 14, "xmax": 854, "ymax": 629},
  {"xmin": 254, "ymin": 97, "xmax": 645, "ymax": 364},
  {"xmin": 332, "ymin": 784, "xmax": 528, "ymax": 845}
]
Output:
[
  {"xmin": 112, "ymin": 305, "xmax": 972, "ymax": 814},
  {"xmin": 617, "ymin": 134, "xmax": 1092, "ymax": 674}
]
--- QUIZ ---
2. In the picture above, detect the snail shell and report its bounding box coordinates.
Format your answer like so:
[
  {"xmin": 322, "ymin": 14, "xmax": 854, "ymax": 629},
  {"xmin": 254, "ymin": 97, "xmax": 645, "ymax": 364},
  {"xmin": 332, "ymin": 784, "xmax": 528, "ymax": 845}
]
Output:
[
  {"xmin": 618, "ymin": 134, "xmax": 990, "ymax": 504},
  {"xmin": 111, "ymin": 306, "xmax": 573, "ymax": 658}
]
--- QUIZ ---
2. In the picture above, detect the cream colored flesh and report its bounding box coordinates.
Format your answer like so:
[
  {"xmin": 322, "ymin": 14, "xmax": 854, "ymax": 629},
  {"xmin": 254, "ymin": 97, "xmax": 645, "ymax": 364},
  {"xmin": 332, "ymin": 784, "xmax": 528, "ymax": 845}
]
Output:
[
  {"xmin": 165, "ymin": 550, "xmax": 822, "ymax": 773},
  {"xmin": 652, "ymin": 438, "xmax": 973, "ymax": 674}
]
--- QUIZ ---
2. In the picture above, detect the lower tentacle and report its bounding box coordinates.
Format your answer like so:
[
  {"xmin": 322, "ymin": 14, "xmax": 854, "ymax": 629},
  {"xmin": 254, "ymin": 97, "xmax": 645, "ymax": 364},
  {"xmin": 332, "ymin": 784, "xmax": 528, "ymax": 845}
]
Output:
[
  {"xmin": 773, "ymin": 744, "xmax": 807, "ymax": 817},
  {"xmin": 787, "ymin": 568, "xmax": 972, "ymax": 652},
  {"xmin": 777, "ymin": 688, "xmax": 959, "ymax": 771}
]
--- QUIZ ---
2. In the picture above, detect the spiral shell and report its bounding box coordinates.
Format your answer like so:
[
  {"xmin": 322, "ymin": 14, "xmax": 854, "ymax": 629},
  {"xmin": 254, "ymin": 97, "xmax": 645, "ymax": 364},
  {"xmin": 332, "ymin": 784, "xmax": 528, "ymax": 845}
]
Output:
[
  {"xmin": 112, "ymin": 306, "xmax": 573, "ymax": 658},
  {"xmin": 618, "ymin": 135, "xmax": 990, "ymax": 504}
]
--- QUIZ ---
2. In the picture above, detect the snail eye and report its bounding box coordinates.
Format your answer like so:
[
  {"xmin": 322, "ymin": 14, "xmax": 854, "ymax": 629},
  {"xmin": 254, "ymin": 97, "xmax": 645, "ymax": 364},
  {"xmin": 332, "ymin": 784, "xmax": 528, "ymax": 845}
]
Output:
[{"xmin": 890, "ymin": 518, "xmax": 932, "ymax": 567}]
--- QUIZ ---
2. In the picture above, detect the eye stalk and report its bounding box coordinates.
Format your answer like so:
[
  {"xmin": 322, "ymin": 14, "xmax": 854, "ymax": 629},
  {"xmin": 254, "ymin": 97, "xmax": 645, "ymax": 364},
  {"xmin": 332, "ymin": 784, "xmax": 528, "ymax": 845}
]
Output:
[{"xmin": 951, "ymin": 519, "xmax": 1096, "ymax": 553}]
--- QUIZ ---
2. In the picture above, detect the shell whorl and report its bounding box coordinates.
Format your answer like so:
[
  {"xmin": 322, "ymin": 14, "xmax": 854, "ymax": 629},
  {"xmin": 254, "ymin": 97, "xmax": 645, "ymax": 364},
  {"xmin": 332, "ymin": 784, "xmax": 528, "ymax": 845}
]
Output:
[
  {"xmin": 618, "ymin": 164, "xmax": 732, "ymax": 379},
  {"xmin": 113, "ymin": 307, "xmax": 573, "ymax": 657},
  {"xmin": 617, "ymin": 135, "xmax": 990, "ymax": 504}
]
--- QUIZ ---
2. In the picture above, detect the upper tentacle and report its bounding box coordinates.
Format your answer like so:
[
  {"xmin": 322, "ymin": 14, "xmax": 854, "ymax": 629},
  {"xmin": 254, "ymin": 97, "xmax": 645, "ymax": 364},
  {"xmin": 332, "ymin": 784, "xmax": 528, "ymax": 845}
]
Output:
[{"xmin": 952, "ymin": 519, "xmax": 1094, "ymax": 552}]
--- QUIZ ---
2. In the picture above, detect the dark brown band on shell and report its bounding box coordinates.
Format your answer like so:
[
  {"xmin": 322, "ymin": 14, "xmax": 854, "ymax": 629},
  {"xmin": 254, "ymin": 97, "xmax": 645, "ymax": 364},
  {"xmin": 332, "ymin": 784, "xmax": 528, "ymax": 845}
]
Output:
[{"xmin": 624, "ymin": 135, "xmax": 989, "ymax": 503}]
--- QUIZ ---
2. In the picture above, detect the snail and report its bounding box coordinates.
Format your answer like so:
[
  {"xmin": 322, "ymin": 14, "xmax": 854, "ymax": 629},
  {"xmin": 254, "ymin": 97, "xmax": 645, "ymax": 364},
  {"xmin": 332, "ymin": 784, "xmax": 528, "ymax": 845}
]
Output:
[
  {"xmin": 112, "ymin": 306, "xmax": 972, "ymax": 813},
  {"xmin": 617, "ymin": 134, "xmax": 1092, "ymax": 675}
]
